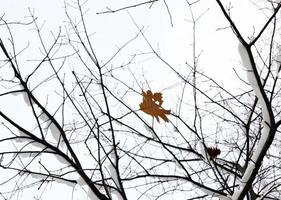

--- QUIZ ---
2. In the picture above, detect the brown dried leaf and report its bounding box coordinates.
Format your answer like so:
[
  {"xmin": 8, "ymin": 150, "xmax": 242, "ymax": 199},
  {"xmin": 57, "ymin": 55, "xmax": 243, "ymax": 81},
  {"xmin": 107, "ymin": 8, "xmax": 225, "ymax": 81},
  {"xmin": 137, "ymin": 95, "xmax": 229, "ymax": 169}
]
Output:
[
  {"xmin": 206, "ymin": 147, "xmax": 221, "ymax": 159},
  {"xmin": 139, "ymin": 90, "xmax": 171, "ymax": 122}
]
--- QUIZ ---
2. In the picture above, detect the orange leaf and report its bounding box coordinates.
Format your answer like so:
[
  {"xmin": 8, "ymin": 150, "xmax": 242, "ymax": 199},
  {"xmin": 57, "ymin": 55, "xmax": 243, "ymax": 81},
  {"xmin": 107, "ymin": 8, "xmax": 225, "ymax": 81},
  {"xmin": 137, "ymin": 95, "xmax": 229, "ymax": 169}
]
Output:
[{"xmin": 139, "ymin": 90, "xmax": 171, "ymax": 122}]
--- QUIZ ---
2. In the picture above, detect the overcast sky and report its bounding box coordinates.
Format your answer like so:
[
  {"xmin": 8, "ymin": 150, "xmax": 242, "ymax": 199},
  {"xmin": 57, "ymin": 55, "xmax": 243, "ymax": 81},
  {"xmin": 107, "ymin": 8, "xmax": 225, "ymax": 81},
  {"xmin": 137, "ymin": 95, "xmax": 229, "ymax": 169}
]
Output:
[
  {"xmin": 0, "ymin": 0, "xmax": 267, "ymax": 86},
  {"xmin": 1, "ymin": 0, "xmax": 272, "ymax": 93}
]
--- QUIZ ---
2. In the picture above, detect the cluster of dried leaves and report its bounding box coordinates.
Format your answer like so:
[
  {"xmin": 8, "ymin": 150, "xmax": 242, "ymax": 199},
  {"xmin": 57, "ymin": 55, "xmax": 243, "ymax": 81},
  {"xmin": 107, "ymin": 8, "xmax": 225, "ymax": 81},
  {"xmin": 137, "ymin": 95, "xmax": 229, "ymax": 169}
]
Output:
[{"xmin": 206, "ymin": 147, "xmax": 221, "ymax": 159}]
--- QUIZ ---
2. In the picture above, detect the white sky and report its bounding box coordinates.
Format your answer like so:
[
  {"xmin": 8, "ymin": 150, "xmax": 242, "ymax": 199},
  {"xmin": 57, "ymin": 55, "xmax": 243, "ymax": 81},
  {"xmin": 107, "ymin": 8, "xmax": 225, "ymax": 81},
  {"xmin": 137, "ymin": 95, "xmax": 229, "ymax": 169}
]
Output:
[{"xmin": 0, "ymin": 0, "xmax": 268, "ymax": 84}]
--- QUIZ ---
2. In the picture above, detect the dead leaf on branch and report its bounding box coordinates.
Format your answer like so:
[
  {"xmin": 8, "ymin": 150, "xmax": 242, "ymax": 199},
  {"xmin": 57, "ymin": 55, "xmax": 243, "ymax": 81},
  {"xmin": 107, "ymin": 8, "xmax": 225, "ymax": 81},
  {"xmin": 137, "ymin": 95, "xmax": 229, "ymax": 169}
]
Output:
[
  {"xmin": 206, "ymin": 147, "xmax": 221, "ymax": 159},
  {"xmin": 139, "ymin": 90, "xmax": 171, "ymax": 122}
]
